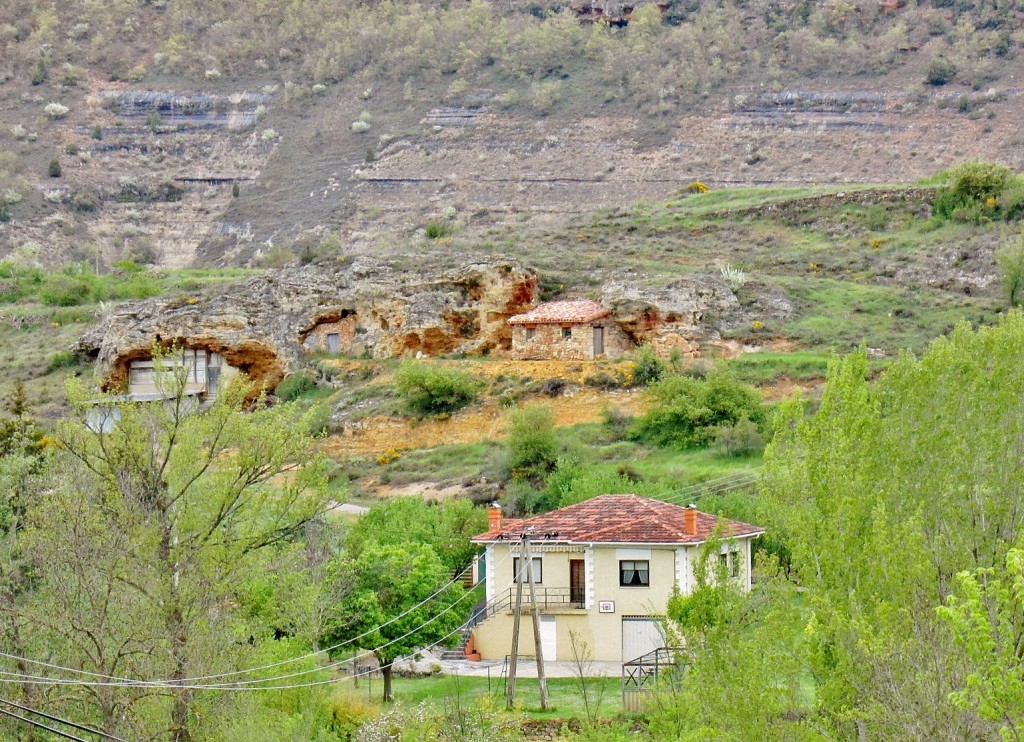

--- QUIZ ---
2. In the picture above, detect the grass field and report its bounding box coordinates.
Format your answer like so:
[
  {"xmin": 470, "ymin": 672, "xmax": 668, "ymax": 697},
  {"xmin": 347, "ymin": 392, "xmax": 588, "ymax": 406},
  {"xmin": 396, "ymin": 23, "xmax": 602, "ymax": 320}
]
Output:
[{"xmin": 382, "ymin": 675, "xmax": 624, "ymax": 721}]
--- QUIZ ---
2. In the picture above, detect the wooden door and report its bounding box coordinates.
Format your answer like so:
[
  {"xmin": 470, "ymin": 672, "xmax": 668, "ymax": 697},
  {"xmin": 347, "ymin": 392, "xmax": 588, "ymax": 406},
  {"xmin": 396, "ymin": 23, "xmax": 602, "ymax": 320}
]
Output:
[
  {"xmin": 326, "ymin": 333, "xmax": 341, "ymax": 354},
  {"xmin": 569, "ymin": 559, "xmax": 585, "ymax": 606},
  {"xmin": 593, "ymin": 326, "xmax": 604, "ymax": 356},
  {"xmin": 206, "ymin": 366, "xmax": 220, "ymax": 398}
]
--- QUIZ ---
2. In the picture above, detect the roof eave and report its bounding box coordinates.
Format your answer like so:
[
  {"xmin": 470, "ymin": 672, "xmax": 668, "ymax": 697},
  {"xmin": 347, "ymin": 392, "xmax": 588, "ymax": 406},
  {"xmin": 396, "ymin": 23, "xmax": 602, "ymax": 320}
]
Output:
[{"xmin": 473, "ymin": 531, "xmax": 766, "ymax": 547}]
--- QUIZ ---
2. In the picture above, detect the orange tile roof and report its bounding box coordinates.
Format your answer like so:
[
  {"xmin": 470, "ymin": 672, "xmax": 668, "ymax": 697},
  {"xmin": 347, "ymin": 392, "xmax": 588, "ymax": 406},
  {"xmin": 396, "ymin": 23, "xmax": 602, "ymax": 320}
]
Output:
[
  {"xmin": 471, "ymin": 494, "xmax": 764, "ymax": 545},
  {"xmin": 507, "ymin": 300, "xmax": 608, "ymax": 325}
]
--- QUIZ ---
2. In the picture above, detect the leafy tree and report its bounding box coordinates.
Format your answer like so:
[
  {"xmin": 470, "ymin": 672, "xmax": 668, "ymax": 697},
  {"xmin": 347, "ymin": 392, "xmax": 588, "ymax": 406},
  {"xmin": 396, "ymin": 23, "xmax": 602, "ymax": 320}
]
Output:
[
  {"xmin": 762, "ymin": 316, "xmax": 1024, "ymax": 739},
  {"xmin": 938, "ymin": 547, "xmax": 1024, "ymax": 741},
  {"xmin": 345, "ymin": 496, "xmax": 486, "ymax": 572},
  {"xmin": 506, "ymin": 404, "xmax": 558, "ymax": 482},
  {"xmin": 630, "ymin": 372, "xmax": 763, "ymax": 449},
  {"xmin": 394, "ymin": 361, "xmax": 479, "ymax": 417},
  {"xmin": 651, "ymin": 547, "xmax": 819, "ymax": 741},
  {"xmin": 47, "ymin": 157, "xmax": 61, "ymax": 178},
  {"xmin": 323, "ymin": 541, "xmax": 465, "ymax": 702},
  {"xmin": 4, "ymin": 375, "xmax": 330, "ymax": 741},
  {"xmin": 997, "ymin": 234, "xmax": 1024, "ymax": 307}
]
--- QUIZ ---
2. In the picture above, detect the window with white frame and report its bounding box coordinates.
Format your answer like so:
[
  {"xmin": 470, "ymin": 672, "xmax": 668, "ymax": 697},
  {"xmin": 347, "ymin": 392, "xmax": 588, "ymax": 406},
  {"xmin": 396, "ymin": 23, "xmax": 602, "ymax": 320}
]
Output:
[
  {"xmin": 719, "ymin": 547, "xmax": 741, "ymax": 579},
  {"xmin": 513, "ymin": 557, "xmax": 543, "ymax": 583},
  {"xmin": 619, "ymin": 559, "xmax": 650, "ymax": 587}
]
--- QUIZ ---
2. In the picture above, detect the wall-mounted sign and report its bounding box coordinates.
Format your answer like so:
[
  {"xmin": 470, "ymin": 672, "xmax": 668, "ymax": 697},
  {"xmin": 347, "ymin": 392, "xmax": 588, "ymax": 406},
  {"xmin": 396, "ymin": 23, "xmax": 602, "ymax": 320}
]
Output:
[{"xmin": 598, "ymin": 600, "xmax": 615, "ymax": 613}]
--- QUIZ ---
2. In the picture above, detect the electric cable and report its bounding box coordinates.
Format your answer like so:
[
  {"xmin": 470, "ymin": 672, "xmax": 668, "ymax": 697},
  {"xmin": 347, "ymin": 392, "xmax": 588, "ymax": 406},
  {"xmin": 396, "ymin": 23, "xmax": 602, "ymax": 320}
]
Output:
[
  {"xmin": 0, "ymin": 552, "xmax": 494, "ymax": 687},
  {"xmin": 0, "ymin": 704, "xmax": 91, "ymax": 742},
  {"xmin": 0, "ymin": 552, "xmax": 516, "ymax": 692},
  {"xmin": 0, "ymin": 697, "xmax": 128, "ymax": 742}
]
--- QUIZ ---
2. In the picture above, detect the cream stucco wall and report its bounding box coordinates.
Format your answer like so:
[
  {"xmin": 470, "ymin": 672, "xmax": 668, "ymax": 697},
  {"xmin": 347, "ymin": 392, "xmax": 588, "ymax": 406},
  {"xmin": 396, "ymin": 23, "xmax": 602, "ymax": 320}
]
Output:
[{"xmin": 474, "ymin": 537, "xmax": 756, "ymax": 662}]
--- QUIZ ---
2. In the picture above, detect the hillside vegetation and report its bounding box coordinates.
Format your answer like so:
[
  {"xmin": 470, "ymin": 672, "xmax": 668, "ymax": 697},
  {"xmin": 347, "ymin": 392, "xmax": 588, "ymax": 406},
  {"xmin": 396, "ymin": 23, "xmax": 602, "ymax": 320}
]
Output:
[
  {"xmin": 2, "ymin": 0, "xmax": 1024, "ymax": 268},
  {"xmin": 2, "ymin": 0, "xmax": 1019, "ymax": 103}
]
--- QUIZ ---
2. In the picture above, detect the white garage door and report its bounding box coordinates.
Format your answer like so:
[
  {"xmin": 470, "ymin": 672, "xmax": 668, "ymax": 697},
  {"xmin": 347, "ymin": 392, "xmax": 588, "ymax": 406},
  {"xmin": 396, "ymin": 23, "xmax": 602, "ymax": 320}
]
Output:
[{"xmin": 621, "ymin": 617, "xmax": 664, "ymax": 663}]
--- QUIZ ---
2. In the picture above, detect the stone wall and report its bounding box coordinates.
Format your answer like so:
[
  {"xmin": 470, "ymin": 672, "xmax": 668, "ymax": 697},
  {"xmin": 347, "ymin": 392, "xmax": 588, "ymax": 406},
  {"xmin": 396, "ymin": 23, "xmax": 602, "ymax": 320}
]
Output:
[
  {"xmin": 511, "ymin": 319, "xmax": 633, "ymax": 361},
  {"xmin": 302, "ymin": 314, "xmax": 360, "ymax": 355}
]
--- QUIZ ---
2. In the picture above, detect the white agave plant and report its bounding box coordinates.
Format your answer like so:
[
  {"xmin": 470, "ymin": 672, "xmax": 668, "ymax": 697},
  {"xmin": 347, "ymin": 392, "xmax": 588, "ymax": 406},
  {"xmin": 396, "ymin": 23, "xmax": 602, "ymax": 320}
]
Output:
[{"xmin": 719, "ymin": 263, "xmax": 748, "ymax": 292}]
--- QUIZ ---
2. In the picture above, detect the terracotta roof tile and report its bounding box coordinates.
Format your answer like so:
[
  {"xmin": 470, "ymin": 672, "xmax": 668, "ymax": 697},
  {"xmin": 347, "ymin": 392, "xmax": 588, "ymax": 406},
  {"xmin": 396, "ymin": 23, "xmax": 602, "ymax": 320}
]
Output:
[
  {"xmin": 508, "ymin": 300, "xmax": 608, "ymax": 325},
  {"xmin": 472, "ymin": 494, "xmax": 764, "ymax": 545}
]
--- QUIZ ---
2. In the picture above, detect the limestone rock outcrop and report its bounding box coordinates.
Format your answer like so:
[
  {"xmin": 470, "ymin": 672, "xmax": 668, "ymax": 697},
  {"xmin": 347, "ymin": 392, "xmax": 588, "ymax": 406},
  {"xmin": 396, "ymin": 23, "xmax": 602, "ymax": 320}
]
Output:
[
  {"xmin": 600, "ymin": 273, "xmax": 794, "ymax": 356},
  {"xmin": 76, "ymin": 257, "xmax": 538, "ymax": 392}
]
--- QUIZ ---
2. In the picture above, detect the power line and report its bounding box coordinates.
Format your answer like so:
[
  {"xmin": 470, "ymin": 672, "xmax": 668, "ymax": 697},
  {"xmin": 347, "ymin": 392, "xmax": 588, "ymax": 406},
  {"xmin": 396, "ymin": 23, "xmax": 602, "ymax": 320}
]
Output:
[
  {"xmin": 0, "ymin": 704, "xmax": 91, "ymax": 742},
  {"xmin": 0, "ymin": 580, "xmax": 507, "ymax": 692},
  {"xmin": 0, "ymin": 698, "xmax": 128, "ymax": 742},
  {"xmin": 0, "ymin": 554, "xmax": 492, "ymax": 688},
  {"xmin": 0, "ymin": 552, "xmax": 516, "ymax": 692}
]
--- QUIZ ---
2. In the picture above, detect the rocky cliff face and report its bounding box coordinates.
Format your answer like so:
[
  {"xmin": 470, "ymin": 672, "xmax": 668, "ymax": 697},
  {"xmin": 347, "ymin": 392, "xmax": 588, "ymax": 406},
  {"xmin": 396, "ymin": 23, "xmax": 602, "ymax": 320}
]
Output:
[
  {"xmin": 76, "ymin": 257, "xmax": 538, "ymax": 392},
  {"xmin": 600, "ymin": 272, "xmax": 794, "ymax": 356}
]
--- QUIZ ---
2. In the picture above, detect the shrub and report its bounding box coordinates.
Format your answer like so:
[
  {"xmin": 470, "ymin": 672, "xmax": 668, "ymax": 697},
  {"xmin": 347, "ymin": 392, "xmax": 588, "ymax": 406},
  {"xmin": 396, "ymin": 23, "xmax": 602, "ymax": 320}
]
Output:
[
  {"xmin": 424, "ymin": 221, "xmax": 451, "ymax": 240},
  {"xmin": 38, "ymin": 275, "xmax": 98, "ymax": 306},
  {"xmin": 275, "ymin": 372, "xmax": 318, "ymax": 401},
  {"xmin": 330, "ymin": 691, "xmax": 377, "ymax": 739},
  {"xmin": 231, "ymin": 182, "xmax": 240, "ymax": 198},
  {"xmin": 997, "ymin": 235, "xmax": 1024, "ymax": 307},
  {"xmin": 394, "ymin": 361, "xmax": 479, "ymax": 416},
  {"xmin": 91, "ymin": 125, "xmax": 103, "ymax": 140},
  {"xmin": 933, "ymin": 161, "xmax": 1020, "ymax": 221},
  {"xmin": 584, "ymin": 370, "xmax": 629, "ymax": 389},
  {"xmin": 31, "ymin": 57, "xmax": 47, "ymax": 86},
  {"xmin": 713, "ymin": 415, "xmax": 765, "ymax": 456},
  {"xmin": 926, "ymin": 57, "xmax": 957, "ymax": 86},
  {"xmin": 686, "ymin": 181, "xmax": 709, "ymax": 194},
  {"xmin": 72, "ymin": 189, "xmax": 99, "ymax": 212},
  {"xmin": 44, "ymin": 102, "xmax": 69, "ymax": 119},
  {"xmin": 719, "ymin": 263, "xmax": 748, "ymax": 291},
  {"xmin": 111, "ymin": 276, "xmax": 161, "ymax": 300},
  {"xmin": 632, "ymin": 346, "xmax": 665, "ymax": 386},
  {"xmin": 47, "ymin": 351, "xmax": 79, "ymax": 372},
  {"xmin": 630, "ymin": 372, "xmax": 764, "ymax": 449},
  {"xmin": 601, "ymin": 405, "xmax": 633, "ymax": 440},
  {"xmin": 48, "ymin": 158, "xmax": 61, "ymax": 178},
  {"xmin": 947, "ymin": 161, "xmax": 1015, "ymax": 202},
  {"xmin": 506, "ymin": 404, "xmax": 559, "ymax": 483}
]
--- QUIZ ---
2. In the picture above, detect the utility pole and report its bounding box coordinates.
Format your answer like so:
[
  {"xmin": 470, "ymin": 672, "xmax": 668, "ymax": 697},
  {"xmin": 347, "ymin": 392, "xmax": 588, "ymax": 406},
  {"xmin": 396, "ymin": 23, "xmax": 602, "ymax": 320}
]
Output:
[
  {"xmin": 506, "ymin": 538, "xmax": 526, "ymax": 710},
  {"xmin": 524, "ymin": 530, "xmax": 550, "ymax": 711}
]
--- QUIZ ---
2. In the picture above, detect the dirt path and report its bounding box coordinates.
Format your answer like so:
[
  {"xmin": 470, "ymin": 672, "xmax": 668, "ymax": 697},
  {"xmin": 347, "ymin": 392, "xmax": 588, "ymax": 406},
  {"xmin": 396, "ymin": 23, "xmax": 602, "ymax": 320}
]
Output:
[{"xmin": 322, "ymin": 387, "xmax": 647, "ymax": 458}]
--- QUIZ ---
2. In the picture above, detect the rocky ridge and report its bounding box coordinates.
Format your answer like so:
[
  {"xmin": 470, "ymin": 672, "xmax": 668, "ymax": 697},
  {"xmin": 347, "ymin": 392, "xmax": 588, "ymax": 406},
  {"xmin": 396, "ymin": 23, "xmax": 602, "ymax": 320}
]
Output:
[{"xmin": 75, "ymin": 257, "xmax": 792, "ymax": 392}]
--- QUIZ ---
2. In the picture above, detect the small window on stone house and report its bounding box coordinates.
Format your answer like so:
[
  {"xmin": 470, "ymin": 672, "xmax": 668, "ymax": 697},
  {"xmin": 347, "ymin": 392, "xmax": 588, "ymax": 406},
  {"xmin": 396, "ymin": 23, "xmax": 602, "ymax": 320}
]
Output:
[
  {"xmin": 525, "ymin": 327, "xmax": 536, "ymax": 341},
  {"xmin": 561, "ymin": 326, "xmax": 572, "ymax": 340}
]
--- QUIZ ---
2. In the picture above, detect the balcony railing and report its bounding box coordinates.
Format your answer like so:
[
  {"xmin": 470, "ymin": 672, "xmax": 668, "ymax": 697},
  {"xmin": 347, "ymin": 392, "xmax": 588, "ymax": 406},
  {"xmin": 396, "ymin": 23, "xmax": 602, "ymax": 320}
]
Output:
[{"xmin": 498, "ymin": 586, "xmax": 585, "ymax": 611}]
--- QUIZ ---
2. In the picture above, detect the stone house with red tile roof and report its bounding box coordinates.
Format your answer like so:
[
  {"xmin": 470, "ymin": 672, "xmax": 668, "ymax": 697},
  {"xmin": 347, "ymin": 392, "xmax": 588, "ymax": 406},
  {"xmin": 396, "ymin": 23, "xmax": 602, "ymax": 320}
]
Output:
[
  {"xmin": 508, "ymin": 300, "xmax": 634, "ymax": 361},
  {"xmin": 467, "ymin": 494, "xmax": 764, "ymax": 663}
]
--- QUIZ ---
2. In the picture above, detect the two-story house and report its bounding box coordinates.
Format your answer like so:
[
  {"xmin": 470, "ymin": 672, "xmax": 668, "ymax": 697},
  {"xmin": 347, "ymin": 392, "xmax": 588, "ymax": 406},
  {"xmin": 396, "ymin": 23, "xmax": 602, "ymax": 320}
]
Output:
[{"xmin": 469, "ymin": 494, "xmax": 764, "ymax": 663}]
